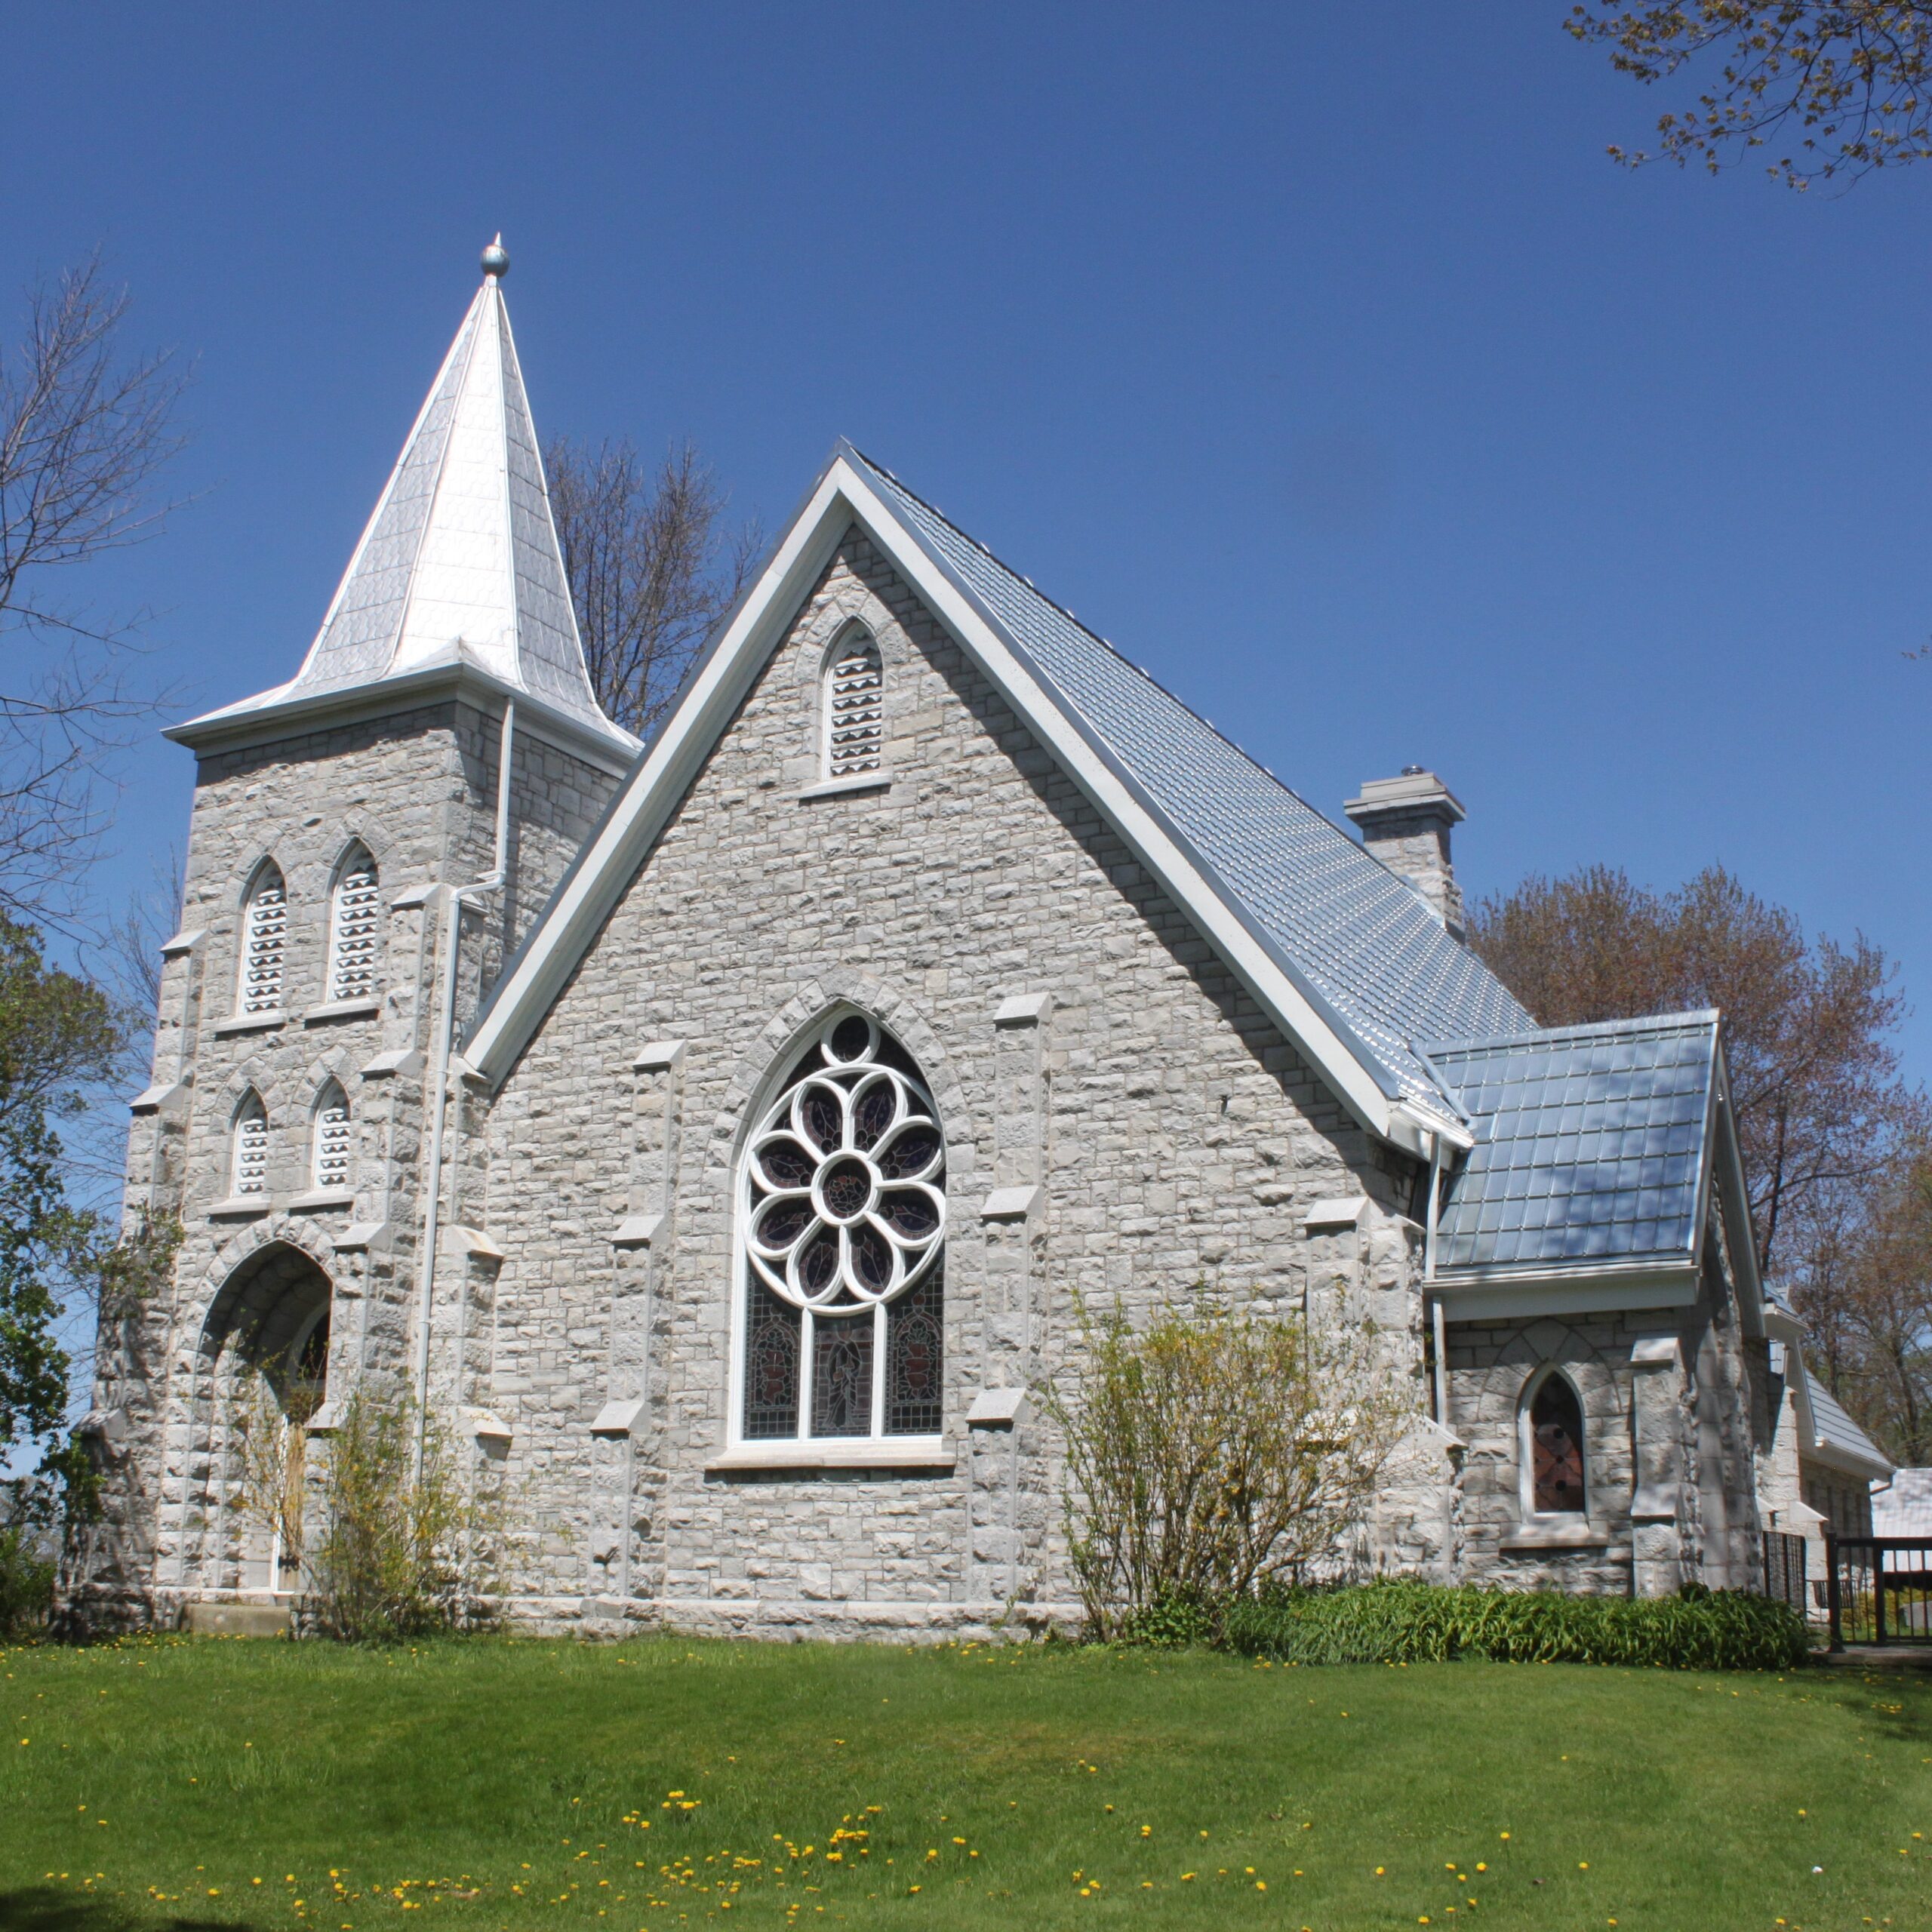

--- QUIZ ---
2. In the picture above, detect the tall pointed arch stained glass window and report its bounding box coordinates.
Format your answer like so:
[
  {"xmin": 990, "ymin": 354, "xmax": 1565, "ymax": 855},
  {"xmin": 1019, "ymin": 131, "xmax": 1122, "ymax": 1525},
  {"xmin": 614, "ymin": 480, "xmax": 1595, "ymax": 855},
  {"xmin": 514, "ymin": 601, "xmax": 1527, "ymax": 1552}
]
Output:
[
  {"xmin": 739, "ymin": 1012, "xmax": 945, "ymax": 1442},
  {"xmin": 1527, "ymin": 1372, "xmax": 1586, "ymax": 1515}
]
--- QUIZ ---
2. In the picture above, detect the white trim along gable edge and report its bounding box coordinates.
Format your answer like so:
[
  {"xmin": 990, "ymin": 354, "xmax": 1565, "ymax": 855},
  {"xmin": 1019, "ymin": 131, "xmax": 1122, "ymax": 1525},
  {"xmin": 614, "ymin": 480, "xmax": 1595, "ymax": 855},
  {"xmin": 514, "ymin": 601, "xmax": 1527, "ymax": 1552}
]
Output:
[{"xmin": 463, "ymin": 456, "xmax": 1424, "ymax": 1153}]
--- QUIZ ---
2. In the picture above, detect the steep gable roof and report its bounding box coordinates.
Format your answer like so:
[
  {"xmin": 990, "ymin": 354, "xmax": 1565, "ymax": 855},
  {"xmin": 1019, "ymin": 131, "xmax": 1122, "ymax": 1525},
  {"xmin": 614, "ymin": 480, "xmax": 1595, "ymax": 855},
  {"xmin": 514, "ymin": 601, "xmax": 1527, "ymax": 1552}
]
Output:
[{"xmin": 466, "ymin": 445, "xmax": 1525, "ymax": 1152}]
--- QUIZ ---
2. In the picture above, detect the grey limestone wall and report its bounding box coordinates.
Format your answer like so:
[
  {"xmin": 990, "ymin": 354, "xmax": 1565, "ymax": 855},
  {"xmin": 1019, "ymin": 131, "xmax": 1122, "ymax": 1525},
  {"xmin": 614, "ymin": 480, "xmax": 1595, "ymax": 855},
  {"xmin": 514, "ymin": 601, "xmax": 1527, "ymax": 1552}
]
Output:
[{"xmin": 473, "ymin": 528, "xmax": 1430, "ymax": 1635}]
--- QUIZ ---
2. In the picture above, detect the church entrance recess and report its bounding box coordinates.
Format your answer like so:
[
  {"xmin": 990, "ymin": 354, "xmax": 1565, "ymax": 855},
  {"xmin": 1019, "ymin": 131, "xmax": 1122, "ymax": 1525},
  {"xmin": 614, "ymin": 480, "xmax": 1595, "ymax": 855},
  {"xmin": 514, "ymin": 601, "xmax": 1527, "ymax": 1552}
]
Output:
[{"xmin": 196, "ymin": 1244, "xmax": 333, "ymax": 1596}]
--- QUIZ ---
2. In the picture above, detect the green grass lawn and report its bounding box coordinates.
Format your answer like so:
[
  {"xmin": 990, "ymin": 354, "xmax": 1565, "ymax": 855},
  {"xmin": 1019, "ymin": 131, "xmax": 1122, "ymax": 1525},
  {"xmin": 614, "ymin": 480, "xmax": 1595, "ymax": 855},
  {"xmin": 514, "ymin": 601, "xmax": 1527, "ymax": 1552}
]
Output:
[{"xmin": 2, "ymin": 1635, "xmax": 1928, "ymax": 1932}]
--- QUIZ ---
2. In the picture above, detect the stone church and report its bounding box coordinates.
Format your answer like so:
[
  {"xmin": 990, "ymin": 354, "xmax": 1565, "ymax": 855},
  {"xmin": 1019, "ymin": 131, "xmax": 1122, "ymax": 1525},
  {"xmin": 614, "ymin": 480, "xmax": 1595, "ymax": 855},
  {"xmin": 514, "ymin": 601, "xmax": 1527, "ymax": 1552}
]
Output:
[{"xmin": 70, "ymin": 243, "xmax": 1887, "ymax": 1637}]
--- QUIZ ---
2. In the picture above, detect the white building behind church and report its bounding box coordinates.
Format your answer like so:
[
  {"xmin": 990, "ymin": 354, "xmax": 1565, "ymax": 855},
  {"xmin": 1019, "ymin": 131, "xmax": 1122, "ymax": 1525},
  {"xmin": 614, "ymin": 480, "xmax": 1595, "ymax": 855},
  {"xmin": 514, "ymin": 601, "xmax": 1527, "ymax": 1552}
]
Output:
[{"xmin": 69, "ymin": 244, "xmax": 1888, "ymax": 1636}]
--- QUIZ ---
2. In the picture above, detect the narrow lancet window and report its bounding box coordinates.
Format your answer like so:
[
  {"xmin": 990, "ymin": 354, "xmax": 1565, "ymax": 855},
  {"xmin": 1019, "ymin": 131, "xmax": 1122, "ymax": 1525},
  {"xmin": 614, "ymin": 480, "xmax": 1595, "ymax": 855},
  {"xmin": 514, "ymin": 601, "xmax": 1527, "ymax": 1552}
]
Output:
[
  {"xmin": 232, "ymin": 1092, "xmax": 269, "ymax": 1197},
  {"xmin": 238, "ymin": 864, "xmax": 288, "ymax": 1014},
  {"xmin": 739, "ymin": 1011, "xmax": 945, "ymax": 1443},
  {"xmin": 823, "ymin": 630, "xmax": 884, "ymax": 780},
  {"xmin": 311, "ymin": 1081, "xmax": 351, "ymax": 1193},
  {"xmin": 1528, "ymin": 1374, "xmax": 1586, "ymax": 1515},
  {"xmin": 327, "ymin": 844, "xmax": 380, "ymax": 1004}
]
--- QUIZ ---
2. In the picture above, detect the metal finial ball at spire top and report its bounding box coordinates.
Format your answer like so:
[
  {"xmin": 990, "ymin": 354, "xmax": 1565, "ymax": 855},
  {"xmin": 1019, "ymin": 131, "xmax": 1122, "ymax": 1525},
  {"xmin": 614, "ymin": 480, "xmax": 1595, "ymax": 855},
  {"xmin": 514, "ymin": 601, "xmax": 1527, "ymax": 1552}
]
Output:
[{"xmin": 481, "ymin": 235, "xmax": 509, "ymax": 278}]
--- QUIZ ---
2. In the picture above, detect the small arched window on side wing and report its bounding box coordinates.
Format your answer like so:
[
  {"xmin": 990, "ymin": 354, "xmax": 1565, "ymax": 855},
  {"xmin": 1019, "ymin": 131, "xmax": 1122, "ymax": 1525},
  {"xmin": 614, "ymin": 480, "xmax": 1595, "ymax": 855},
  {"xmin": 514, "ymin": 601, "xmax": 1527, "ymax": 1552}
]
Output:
[
  {"xmin": 232, "ymin": 1090, "xmax": 269, "ymax": 1198},
  {"xmin": 310, "ymin": 1079, "xmax": 351, "ymax": 1193},
  {"xmin": 327, "ymin": 842, "xmax": 380, "ymax": 1005},
  {"xmin": 822, "ymin": 627, "xmax": 884, "ymax": 781},
  {"xmin": 1521, "ymin": 1367, "xmax": 1587, "ymax": 1517},
  {"xmin": 237, "ymin": 863, "xmax": 288, "ymax": 1016}
]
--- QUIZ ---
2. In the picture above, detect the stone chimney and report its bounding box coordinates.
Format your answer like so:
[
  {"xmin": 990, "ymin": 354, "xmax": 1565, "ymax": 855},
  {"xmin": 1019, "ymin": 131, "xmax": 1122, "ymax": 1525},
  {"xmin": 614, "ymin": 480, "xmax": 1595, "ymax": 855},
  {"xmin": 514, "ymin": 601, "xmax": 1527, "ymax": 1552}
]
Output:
[{"xmin": 1344, "ymin": 767, "xmax": 1467, "ymax": 939}]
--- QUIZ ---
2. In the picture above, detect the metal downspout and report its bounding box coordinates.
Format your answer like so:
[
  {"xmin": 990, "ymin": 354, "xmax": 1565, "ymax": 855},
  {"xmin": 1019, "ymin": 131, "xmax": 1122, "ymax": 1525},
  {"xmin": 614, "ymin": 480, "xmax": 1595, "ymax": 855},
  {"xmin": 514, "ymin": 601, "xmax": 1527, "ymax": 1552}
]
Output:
[
  {"xmin": 411, "ymin": 700, "xmax": 515, "ymax": 1478},
  {"xmin": 1423, "ymin": 1130, "xmax": 1448, "ymax": 1428}
]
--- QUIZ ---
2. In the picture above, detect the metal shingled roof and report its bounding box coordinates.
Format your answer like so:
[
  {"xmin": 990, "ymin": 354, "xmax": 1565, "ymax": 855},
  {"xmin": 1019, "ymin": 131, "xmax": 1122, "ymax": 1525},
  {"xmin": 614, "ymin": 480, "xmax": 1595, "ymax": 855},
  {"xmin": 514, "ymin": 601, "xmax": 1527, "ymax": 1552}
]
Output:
[
  {"xmin": 1420, "ymin": 1012, "xmax": 1719, "ymax": 1273},
  {"xmin": 1807, "ymin": 1377, "xmax": 1894, "ymax": 1477},
  {"xmin": 844, "ymin": 448, "xmax": 1531, "ymax": 1108}
]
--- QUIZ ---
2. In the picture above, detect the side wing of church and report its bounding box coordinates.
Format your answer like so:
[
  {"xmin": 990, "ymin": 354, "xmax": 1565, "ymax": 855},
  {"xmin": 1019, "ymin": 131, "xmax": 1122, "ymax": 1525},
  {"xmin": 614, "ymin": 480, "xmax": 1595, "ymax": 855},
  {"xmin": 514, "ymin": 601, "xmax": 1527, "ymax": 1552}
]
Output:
[{"xmin": 69, "ymin": 247, "xmax": 1887, "ymax": 1635}]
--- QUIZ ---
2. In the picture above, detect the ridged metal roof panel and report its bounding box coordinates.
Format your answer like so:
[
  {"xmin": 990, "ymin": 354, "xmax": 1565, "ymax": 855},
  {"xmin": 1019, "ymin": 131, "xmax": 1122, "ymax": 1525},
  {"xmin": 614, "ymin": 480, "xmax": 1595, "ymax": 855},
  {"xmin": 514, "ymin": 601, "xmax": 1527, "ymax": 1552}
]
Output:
[
  {"xmin": 847, "ymin": 450, "xmax": 1531, "ymax": 1106},
  {"xmin": 1422, "ymin": 1013, "xmax": 1718, "ymax": 1272}
]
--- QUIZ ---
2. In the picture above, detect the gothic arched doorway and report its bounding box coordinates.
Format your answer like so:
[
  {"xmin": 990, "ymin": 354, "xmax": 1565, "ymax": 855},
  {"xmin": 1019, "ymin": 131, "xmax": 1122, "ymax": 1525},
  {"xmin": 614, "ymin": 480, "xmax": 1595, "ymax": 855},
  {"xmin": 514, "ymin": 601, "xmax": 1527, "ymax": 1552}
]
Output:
[{"xmin": 197, "ymin": 1244, "xmax": 334, "ymax": 1595}]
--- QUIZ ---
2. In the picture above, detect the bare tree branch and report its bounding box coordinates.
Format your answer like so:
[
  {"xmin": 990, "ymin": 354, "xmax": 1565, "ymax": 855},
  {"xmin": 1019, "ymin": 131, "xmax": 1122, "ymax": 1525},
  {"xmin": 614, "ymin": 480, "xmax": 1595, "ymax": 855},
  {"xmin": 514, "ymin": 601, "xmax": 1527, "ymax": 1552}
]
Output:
[
  {"xmin": 545, "ymin": 435, "xmax": 761, "ymax": 737},
  {"xmin": 0, "ymin": 254, "xmax": 189, "ymax": 926},
  {"xmin": 1569, "ymin": 2, "xmax": 1932, "ymax": 186}
]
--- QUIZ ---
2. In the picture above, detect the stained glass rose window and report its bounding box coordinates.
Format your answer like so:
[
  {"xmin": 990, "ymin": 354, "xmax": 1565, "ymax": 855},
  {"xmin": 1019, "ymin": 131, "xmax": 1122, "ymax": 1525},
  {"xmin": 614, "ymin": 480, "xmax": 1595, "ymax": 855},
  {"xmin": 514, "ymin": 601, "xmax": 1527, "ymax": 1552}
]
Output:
[{"xmin": 740, "ymin": 1013, "xmax": 946, "ymax": 1441}]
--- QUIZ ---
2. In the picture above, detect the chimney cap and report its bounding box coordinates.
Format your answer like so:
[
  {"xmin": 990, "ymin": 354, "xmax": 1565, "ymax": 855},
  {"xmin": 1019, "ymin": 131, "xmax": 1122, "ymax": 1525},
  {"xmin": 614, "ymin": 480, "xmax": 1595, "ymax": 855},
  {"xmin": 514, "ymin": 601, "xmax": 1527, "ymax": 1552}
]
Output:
[{"xmin": 1343, "ymin": 769, "xmax": 1466, "ymax": 827}]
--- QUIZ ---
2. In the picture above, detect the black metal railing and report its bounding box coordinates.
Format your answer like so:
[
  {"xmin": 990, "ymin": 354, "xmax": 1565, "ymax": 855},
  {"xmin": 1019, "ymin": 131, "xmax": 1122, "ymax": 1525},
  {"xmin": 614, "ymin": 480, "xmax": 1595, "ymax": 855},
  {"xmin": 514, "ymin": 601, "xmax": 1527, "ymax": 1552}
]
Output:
[
  {"xmin": 1762, "ymin": 1530, "xmax": 1808, "ymax": 1614},
  {"xmin": 1825, "ymin": 1537, "xmax": 1932, "ymax": 1649}
]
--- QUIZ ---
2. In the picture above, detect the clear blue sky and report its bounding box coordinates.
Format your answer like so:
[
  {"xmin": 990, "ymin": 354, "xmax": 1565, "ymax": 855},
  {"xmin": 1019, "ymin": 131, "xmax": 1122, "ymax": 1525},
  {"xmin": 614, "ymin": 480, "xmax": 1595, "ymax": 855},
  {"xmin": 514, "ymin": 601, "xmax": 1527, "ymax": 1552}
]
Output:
[{"xmin": 9, "ymin": 5, "xmax": 1931, "ymax": 1076}]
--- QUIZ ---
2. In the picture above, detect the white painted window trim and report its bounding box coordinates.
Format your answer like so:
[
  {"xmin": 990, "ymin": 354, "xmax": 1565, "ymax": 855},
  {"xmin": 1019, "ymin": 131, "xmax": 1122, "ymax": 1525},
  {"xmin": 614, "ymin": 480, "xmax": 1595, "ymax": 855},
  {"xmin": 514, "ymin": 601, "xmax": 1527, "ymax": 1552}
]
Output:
[
  {"xmin": 1516, "ymin": 1361, "xmax": 1590, "ymax": 1524},
  {"xmin": 725, "ymin": 1008, "xmax": 946, "ymax": 1463}
]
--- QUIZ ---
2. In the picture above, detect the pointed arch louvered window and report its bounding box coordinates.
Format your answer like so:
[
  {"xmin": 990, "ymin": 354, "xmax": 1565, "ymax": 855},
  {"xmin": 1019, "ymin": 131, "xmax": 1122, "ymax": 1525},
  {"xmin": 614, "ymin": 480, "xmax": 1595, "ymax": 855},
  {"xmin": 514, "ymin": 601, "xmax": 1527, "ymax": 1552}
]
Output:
[
  {"xmin": 311, "ymin": 1081, "xmax": 352, "ymax": 1193},
  {"xmin": 327, "ymin": 844, "xmax": 380, "ymax": 1004},
  {"xmin": 823, "ymin": 630, "xmax": 884, "ymax": 780},
  {"xmin": 232, "ymin": 1091, "xmax": 269, "ymax": 1197},
  {"xmin": 238, "ymin": 865, "xmax": 288, "ymax": 1015}
]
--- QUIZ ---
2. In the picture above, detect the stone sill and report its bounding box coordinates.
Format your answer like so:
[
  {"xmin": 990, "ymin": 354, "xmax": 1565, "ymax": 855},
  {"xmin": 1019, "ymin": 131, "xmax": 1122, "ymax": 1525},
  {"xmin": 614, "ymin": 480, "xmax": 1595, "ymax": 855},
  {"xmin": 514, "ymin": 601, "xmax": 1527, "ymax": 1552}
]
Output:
[
  {"xmin": 706, "ymin": 1439, "xmax": 952, "ymax": 1474},
  {"xmin": 212, "ymin": 1011, "xmax": 286, "ymax": 1038},
  {"xmin": 207, "ymin": 1196, "xmax": 272, "ymax": 1220},
  {"xmin": 303, "ymin": 998, "xmax": 382, "ymax": 1026},
  {"xmin": 795, "ymin": 773, "xmax": 892, "ymax": 803},
  {"xmin": 288, "ymin": 1189, "xmax": 355, "ymax": 1212},
  {"xmin": 1499, "ymin": 1522, "xmax": 1613, "ymax": 1552}
]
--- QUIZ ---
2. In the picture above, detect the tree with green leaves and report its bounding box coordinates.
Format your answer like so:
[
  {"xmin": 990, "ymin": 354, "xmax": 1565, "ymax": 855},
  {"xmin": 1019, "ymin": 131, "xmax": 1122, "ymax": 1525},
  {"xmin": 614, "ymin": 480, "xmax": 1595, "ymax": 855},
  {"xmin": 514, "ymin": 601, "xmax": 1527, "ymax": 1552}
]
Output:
[
  {"xmin": 0, "ymin": 917, "xmax": 119, "ymax": 1472},
  {"xmin": 0, "ymin": 917, "xmax": 180, "ymax": 1538},
  {"xmin": 1569, "ymin": 3, "xmax": 1932, "ymax": 186}
]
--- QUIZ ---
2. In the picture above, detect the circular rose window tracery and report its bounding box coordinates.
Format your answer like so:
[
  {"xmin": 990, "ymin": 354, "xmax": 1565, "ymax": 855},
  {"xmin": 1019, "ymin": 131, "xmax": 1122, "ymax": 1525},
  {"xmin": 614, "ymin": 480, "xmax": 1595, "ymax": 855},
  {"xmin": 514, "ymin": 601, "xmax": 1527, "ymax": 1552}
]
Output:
[{"xmin": 744, "ymin": 1013, "xmax": 946, "ymax": 1314}]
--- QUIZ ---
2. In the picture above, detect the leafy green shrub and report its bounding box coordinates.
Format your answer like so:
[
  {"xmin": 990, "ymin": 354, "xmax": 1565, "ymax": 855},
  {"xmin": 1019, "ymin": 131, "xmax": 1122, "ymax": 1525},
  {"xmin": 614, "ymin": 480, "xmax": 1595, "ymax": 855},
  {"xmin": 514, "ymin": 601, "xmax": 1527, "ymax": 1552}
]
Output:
[
  {"xmin": 0, "ymin": 1522, "xmax": 54, "ymax": 1635},
  {"xmin": 1214, "ymin": 1578, "xmax": 1810, "ymax": 1672},
  {"xmin": 1044, "ymin": 1296, "xmax": 1409, "ymax": 1639},
  {"xmin": 309, "ymin": 1388, "xmax": 501, "ymax": 1643}
]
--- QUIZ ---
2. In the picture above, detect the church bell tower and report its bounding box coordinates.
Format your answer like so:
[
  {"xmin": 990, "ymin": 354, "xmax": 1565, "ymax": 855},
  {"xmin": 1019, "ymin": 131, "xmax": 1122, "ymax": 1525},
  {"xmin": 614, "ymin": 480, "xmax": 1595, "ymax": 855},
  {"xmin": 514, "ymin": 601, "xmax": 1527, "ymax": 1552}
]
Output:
[{"xmin": 81, "ymin": 240, "xmax": 634, "ymax": 1622}]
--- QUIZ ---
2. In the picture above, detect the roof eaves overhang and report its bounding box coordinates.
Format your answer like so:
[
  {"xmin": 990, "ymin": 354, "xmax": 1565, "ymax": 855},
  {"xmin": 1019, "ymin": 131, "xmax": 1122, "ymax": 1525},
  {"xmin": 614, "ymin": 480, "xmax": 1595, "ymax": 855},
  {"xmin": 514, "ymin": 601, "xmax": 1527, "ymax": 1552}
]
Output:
[
  {"xmin": 1804, "ymin": 1438, "xmax": 1894, "ymax": 1483},
  {"xmin": 463, "ymin": 454, "xmax": 1421, "ymax": 1149},
  {"xmin": 1435, "ymin": 1256, "xmax": 1700, "ymax": 1324},
  {"xmin": 166, "ymin": 656, "xmax": 640, "ymax": 778}
]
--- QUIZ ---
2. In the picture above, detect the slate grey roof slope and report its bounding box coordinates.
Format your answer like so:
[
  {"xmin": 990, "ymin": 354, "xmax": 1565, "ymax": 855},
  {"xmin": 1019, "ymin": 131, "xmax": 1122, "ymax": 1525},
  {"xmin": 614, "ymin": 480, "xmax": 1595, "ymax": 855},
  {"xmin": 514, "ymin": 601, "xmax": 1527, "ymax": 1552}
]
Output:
[
  {"xmin": 844, "ymin": 447, "xmax": 1531, "ymax": 1108},
  {"xmin": 1419, "ymin": 1012, "xmax": 1719, "ymax": 1275},
  {"xmin": 1805, "ymin": 1375, "xmax": 1894, "ymax": 1479}
]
